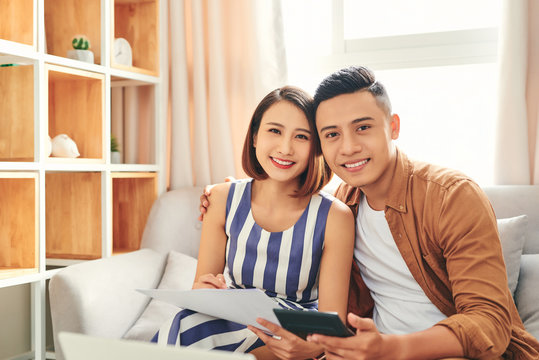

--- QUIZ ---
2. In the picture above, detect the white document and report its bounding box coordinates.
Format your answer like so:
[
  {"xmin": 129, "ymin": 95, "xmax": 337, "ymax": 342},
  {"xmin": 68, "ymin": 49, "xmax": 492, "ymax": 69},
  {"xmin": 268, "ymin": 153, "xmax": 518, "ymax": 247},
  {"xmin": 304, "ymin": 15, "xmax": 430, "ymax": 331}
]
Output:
[{"xmin": 138, "ymin": 288, "xmax": 281, "ymax": 333}]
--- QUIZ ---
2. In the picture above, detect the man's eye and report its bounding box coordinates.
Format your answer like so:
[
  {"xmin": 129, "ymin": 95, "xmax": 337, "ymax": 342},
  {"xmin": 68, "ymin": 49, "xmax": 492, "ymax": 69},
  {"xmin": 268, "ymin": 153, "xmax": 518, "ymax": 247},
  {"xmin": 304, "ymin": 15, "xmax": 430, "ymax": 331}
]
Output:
[{"xmin": 357, "ymin": 125, "xmax": 370, "ymax": 132}]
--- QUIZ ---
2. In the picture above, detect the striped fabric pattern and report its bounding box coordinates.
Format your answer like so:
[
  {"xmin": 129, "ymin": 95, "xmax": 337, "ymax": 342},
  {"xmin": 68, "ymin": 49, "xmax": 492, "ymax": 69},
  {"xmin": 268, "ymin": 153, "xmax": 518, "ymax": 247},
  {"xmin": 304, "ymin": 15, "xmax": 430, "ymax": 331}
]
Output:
[{"xmin": 153, "ymin": 178, "xmax": 334, "ymax": 352}]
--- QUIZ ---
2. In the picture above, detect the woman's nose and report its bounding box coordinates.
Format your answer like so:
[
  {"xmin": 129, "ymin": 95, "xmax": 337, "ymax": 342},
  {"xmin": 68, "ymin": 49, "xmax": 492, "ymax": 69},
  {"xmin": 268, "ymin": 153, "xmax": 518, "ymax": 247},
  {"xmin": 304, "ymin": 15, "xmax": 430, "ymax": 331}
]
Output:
[{"xmin": 278, "ymin": 137, "xmax": 293, "ymax": 155}]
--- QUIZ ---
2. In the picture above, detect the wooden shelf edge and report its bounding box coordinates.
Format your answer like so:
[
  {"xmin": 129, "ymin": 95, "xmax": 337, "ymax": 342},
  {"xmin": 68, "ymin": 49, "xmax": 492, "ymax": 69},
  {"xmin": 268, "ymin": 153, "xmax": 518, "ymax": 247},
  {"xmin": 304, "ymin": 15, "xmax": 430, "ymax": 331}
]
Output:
[{"xmin": 0, "ymin": 268, "xmax": 39, "ymax": 280}]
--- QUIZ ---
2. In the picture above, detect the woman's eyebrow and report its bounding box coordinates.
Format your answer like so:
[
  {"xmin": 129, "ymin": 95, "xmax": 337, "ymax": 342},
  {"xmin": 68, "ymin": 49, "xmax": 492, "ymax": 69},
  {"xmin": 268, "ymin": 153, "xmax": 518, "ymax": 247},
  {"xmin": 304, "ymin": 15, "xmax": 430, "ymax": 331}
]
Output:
[{"xmin": 265, "ymin": 122, "xmax": 311, "ymax": 134}]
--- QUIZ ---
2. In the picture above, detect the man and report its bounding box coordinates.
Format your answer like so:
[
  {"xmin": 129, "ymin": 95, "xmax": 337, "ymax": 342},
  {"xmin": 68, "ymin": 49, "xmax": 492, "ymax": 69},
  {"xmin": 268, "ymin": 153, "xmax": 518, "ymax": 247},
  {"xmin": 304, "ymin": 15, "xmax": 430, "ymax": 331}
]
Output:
[{"xmin": 200, "ymin": 66, "xmax": 539, "ymax": 359}]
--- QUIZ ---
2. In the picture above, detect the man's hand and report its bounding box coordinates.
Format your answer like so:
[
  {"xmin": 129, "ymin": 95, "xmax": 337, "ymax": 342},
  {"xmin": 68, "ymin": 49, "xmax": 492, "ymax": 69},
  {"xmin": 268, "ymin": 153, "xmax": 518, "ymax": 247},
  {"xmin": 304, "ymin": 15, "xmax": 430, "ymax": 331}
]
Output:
[
  {"xmin": 307, "ymin": 313, "xmax": 400, "ymax": 360},
  {"xmin": 198, "ymin": 177, "xmax": 236, "ymax": 221},
  {"xmin": 198, "ymin": 186, "xmax": 213, "ymax": 221},
  {"xmin": 248, "ymin": 318, "xmax": 323, "ymax": 360},
  {"xmin": 192, "ymin": 273, "xmax": 227, "ymax": 290}
]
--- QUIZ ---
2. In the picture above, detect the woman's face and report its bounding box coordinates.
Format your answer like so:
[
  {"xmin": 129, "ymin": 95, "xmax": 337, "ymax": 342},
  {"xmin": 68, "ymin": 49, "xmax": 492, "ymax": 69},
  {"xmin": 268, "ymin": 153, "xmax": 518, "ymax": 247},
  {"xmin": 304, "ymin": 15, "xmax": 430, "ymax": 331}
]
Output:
[{"xmin": 254, "ymin": 101, "xmax": 312, "ymax": 185}]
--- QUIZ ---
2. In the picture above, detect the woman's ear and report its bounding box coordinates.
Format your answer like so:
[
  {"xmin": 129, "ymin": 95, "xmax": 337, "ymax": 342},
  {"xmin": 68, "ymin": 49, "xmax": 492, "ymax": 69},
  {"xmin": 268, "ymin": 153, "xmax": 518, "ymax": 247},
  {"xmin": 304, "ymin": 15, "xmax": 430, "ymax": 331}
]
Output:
[{"xmin": 253, "ymin": 134, "xmax": 257, "ymax": 148}]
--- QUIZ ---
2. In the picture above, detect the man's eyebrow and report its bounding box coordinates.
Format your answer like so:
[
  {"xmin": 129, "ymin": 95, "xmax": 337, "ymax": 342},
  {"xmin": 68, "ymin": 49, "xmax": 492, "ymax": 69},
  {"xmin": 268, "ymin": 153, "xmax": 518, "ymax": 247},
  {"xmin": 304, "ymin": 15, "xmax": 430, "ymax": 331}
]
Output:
[
  {"xmin": 265, "ymin": 122, "xmax": 311, "ymax": 134},
  {"xmin": 319, "ymin": 117, "xmax": 373, "ymax": 133},
  {"xmin": 352, "ymin": 117, "xmax": 373, "ymax": 124}
]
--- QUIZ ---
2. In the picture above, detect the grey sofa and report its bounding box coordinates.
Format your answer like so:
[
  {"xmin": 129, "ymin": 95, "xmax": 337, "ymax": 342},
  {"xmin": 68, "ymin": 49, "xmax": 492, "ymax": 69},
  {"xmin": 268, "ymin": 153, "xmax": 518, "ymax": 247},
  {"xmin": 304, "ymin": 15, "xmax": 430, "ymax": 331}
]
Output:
[{"xmin": 49, "ymin": 185, "xmax": 539, "ymax": 360}]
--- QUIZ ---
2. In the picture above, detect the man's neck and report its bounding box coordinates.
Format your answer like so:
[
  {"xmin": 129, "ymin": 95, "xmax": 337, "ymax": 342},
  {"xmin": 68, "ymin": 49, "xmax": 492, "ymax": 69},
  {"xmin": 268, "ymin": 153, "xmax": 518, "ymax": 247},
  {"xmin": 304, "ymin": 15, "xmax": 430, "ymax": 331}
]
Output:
[{"xmin": 360, "ymin": 153, "xmax": 398, "ymax": 211}]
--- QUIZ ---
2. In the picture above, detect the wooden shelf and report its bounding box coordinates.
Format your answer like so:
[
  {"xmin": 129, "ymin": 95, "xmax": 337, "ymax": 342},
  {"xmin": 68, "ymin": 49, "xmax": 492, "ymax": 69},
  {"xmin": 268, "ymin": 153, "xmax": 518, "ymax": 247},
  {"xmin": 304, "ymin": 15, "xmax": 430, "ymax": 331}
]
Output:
[
  {"xmin": 111, "ymin": 172, "xmax": 157, "ymax": 254},
  {"xmin": 0, "ymin": 173, "xmax": 38, "ymax": 280},
  {"xmin": 46, "ymin": 64, "xmax": 105, "ymax": 162},
  {"xmin": 0, "ymin": 1, "xmax": 163, "ymax": 357},
  {"xmin": 44, "ymin": 0, "xmax": 101, "ymax": 64},
  {"xmin": 0, "ymin": 64, "xmax": 34, "ymax": 162},
  {"xmin": 45, "ymin": 172, "xmax": 102, "ymax": 260},
  {"xmin": 0, "ymin": 0, "xmax": 33, "ymax": 46},
  {"xmin": 112, "ymin": 0, "xmax": 159, "ymax": 75}
]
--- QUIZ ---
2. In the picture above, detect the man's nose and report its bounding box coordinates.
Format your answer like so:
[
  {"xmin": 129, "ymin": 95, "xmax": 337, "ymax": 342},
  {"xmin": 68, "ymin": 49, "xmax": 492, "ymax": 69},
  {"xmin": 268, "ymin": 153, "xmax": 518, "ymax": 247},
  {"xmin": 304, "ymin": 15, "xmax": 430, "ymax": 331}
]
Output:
[{"xmin": 340, "ymin": 133, "xmax": 360, "ymax": 155}]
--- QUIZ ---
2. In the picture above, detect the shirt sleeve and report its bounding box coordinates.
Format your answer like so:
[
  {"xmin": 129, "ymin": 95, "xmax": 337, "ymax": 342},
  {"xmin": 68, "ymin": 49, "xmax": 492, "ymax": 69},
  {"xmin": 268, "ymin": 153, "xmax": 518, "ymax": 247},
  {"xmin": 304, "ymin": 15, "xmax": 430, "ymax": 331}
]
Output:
[{"xmin": 435, "ymin": 180, "xmax": 513, "ymax": 359}]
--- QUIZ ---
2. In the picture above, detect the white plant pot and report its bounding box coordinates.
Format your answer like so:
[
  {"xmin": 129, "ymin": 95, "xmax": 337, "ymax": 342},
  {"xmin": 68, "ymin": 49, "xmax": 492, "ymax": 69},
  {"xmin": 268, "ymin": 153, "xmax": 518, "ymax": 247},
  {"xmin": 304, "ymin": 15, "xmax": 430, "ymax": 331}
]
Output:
[
  {"xmin": 67, "ymin": 49, "xmax": 94, "ymax": 64},
  {"xmin": 111, "ymin": 151, "xmax": 122, "ymax": 164}
]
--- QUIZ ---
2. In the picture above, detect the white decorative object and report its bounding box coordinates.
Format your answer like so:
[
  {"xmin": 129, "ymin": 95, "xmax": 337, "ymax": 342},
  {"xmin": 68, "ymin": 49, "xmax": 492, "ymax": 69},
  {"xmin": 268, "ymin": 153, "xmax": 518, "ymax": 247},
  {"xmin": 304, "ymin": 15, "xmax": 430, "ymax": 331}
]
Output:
[
  {"xmin": 45, "ymin": 135, "xmax": 52, "ymax": 157},
  {"xmin": 111, "ymin": 151, "xmax": 121, "ymax": 164},
  {"xmin": 67, "ymin": 49, "xmax": 94, "ymax": 64},
  {"xmin": 51, "ymin": 134, "xmax": 80, "ymax": 158},
  {"xmin": 114, "ymin": 38, "xmax": 133, "ymax": 67}
]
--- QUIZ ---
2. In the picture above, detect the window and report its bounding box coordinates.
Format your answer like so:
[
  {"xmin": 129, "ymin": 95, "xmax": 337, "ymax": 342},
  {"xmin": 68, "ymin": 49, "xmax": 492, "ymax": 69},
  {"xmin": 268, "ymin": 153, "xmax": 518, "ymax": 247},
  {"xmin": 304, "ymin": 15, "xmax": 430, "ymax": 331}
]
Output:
[{"xmin": 281, "ymin": 0, "xmax": 501, "ymax": 185}]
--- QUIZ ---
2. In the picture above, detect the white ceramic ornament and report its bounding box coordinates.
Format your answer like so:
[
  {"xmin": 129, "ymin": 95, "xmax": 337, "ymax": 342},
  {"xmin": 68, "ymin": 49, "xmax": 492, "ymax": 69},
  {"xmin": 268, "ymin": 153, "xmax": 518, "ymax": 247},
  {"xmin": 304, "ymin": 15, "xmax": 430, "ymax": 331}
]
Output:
[
  {"xmin": 51, "ymin": 134, "xmax": 80, "ymax": 158},
  {"xmin": 45, "ymin": 135, "xmax": 52, "ymax": 157},
  {"xmin": 113, "ymin": 38, "xmax": 133, "ymax": 67}
]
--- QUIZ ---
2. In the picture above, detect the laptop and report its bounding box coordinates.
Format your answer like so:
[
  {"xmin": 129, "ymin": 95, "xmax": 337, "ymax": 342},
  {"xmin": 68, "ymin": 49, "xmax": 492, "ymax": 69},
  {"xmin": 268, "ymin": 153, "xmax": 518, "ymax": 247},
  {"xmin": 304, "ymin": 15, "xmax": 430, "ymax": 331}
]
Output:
[{"xmin": 59, "ymin": 332, "xmax": 256, "ymax": 360}]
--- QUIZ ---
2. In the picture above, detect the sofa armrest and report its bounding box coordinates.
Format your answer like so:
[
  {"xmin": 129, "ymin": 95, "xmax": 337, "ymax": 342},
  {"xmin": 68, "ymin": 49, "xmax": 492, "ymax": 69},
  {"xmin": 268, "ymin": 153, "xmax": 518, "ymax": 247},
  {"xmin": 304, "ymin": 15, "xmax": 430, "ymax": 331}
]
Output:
[
  {"xmin": 515, "ymin": 254, "xmax": 539, "ymax": 340},
  {"xmin": 49, "ymin": 249, "xmax": 167, "ymax": 359}
]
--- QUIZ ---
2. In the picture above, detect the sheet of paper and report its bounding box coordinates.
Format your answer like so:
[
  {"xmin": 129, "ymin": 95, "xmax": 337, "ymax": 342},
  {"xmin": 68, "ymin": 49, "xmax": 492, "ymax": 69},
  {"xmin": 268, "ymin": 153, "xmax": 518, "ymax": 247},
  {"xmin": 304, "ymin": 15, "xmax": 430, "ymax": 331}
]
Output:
[{"xmin": 137, "ymin": 288, "xmax": 281, "ymax": 333}]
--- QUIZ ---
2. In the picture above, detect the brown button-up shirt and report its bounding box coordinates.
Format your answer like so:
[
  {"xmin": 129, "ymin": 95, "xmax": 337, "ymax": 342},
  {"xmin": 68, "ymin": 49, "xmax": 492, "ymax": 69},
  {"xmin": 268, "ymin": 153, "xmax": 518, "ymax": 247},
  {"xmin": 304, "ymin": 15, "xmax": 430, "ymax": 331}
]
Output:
[{"xmin": 335, "ymin": 149, "xmax": 539, "ymax": 359}]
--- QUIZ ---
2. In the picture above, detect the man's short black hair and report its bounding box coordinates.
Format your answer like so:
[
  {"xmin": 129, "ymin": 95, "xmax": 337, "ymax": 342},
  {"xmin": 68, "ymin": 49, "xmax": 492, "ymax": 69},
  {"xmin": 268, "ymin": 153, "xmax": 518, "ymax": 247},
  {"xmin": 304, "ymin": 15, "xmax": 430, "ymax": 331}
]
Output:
[{"xmin": 314, "ymin": 66, "xmax": 392, "ymax": 117}]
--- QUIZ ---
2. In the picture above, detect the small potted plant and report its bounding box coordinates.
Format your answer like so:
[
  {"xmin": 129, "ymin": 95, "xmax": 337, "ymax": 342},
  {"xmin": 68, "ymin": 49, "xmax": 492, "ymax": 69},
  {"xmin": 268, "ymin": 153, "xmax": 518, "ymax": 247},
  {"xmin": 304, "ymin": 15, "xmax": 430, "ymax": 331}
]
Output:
[
  {"xmin": 67, "ymin": 35, "xmax": 94, "ymax": 64},
  {"xmin": 111, "ymin": 135, "xmax": 121, "ymax": 164}
]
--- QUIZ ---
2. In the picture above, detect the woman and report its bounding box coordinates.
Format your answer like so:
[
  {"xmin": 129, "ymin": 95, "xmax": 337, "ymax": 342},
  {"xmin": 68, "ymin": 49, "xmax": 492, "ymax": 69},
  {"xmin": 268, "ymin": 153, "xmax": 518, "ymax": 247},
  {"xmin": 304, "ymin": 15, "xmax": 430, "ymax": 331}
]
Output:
[{"xmin": 153, "ymin": 86, "xmax": 354, "ymax": 359}]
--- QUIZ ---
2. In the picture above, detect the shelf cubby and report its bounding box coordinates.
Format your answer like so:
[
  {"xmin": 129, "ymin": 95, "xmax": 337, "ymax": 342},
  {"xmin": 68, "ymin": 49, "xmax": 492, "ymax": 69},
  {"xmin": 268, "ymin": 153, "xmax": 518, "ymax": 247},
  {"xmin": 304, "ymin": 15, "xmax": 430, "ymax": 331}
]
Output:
[
  {"xmin": 0, "ymin": 284, "xmax": 31, "ymax": 359},
  {"xmin": 111, "ymin": 172, "xmax": 157, "ymax": 254},
  {"xmin": 46, "ymin": 64, "xmax": 105, "ymax": 163},
  {"xmin": 0, "ymin": 0, "xmax": 33, "ymax": 46},
  {"xmin": 112, "ymin": 0, "xmax": 159, "ymax": 75},
  {"xmin": 111, "ymin": 77, "xmax": 156, "ymax": 164},
  {"xmin": 0, "ymin": 64, "xmax": 34, "ymax": 162},
  {"xmin": 44, "ymin": 0, "xmax": 101, "ymax": 64},
  {"xmin": 0, "ymin": 173, "xmax": 38, "ymax": 280},
  {"xmin": 45, "ymin": 172, "xmax": 102, "ymax": 260}
]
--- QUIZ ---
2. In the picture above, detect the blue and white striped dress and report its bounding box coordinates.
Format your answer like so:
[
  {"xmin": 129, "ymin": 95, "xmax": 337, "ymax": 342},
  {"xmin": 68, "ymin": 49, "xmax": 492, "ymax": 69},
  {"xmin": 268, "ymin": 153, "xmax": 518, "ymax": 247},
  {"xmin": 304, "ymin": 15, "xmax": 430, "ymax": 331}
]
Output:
[{"xmin": 152, "ymin": 179, "xmax": 334, "ymax": 353}]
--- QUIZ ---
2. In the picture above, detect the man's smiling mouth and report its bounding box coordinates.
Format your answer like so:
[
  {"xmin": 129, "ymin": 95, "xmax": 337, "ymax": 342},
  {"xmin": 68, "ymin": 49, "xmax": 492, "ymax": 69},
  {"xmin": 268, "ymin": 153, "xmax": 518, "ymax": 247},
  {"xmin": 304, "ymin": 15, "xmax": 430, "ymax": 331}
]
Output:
[{"xmin": 343, "ymin": 159, "xmax": 369, "ymax": 168}]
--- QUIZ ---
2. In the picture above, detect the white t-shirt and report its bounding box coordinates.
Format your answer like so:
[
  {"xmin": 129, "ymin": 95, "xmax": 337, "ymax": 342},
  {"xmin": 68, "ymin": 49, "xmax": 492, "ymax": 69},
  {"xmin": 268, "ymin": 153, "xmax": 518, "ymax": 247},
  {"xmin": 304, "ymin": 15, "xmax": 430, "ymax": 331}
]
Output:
[{"xmin": 354, "ymin": 195, "xmax": 446, "ymax": 334}]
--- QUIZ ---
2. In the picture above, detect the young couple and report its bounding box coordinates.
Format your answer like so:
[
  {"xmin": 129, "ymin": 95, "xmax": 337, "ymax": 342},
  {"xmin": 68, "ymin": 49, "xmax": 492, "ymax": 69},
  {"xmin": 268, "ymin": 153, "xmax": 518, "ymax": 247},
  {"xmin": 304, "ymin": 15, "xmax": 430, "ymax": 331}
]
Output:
[{"xmin": 155, "ymin": 66, "xmax": 539, "ymax": 359}]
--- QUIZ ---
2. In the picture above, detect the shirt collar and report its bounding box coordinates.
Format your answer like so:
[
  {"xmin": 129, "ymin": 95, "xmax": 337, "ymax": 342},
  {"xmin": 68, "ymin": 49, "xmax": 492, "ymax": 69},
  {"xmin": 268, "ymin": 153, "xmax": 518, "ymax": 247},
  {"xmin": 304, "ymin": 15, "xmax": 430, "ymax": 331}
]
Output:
[{"xmin": 385, "ymin": 147, "xmax": 411, "ymax": 213}]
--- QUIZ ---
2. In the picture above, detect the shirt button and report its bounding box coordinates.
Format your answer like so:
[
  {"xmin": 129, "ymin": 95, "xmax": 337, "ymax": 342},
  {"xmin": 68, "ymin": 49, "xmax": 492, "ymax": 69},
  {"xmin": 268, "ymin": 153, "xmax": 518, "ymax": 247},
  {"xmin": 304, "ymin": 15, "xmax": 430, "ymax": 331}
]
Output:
[{"xmin": 399, "ymin": 205, "xmax": 404, "ymax": 210}]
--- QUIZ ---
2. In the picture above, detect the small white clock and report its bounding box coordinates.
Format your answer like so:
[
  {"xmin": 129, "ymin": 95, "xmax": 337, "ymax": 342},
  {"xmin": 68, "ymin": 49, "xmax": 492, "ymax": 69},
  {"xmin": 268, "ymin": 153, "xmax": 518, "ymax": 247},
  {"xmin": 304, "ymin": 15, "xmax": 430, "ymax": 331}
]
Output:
[{"xmin": 113, "ymin": 38, "xmax": 133, "ymax": 67}]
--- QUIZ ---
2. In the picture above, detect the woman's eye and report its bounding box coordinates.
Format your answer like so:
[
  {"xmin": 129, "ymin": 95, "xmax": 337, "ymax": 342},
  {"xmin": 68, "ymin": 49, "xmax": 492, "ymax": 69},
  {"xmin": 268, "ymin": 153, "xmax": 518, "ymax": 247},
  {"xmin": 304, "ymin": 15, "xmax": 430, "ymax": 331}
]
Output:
[
  {"xmin": 296, "ymin": 134, "xmax": 309, "ymax": 140},
  {"xmin": 325, "ymin": 132, "xmax": 338, "ymax": 138},
  {"xmin": 269, "ymin": 128, "xmax": 280, "ymax": 134}
]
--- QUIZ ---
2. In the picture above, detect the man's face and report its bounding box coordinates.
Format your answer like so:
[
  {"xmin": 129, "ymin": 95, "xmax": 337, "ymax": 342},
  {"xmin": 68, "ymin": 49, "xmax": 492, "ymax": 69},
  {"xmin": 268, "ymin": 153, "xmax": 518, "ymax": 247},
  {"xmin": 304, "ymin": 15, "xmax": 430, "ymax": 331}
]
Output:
[{"xmin": 316, "ymin": 91, "xmax": 400, "ymax": 189}]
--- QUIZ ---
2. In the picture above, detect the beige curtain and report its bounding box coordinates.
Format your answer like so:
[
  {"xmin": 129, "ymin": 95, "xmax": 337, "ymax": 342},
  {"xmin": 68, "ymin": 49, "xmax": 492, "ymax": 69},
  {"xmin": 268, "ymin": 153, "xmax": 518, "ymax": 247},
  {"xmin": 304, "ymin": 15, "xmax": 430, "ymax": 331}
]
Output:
[
  {"xmin": 495, "ymin": 0, "xmax": 539, "ymax": 185},
  {"xmin": 167, "ymin": 0, "xmax": 287, "ymax": 189}
]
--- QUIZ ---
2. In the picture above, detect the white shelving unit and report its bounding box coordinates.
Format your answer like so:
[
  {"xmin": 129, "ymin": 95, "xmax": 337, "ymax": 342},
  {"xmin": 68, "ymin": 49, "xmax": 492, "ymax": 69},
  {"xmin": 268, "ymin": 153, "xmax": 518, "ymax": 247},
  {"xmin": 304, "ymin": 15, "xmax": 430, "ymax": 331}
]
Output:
[{"xmin": 0, "ymin": 0, "xmax": 167, "ymax": 358}]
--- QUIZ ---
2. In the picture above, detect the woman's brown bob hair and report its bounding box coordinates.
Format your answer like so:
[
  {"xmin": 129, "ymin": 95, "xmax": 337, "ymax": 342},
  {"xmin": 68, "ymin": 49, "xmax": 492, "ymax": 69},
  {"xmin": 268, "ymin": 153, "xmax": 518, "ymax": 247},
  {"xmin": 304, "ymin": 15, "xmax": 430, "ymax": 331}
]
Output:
[{"xmin": 242, "ymin": 86, "xmax": 332, "ymax": 197}]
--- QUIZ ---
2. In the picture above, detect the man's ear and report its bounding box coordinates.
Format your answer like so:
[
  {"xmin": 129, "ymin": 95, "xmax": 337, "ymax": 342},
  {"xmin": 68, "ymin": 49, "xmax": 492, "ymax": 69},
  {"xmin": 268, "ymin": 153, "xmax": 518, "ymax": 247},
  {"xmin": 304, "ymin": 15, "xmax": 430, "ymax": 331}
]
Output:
[{"xmin": 390, "ymin": 114, "xmax": 400, "ymax": 140}]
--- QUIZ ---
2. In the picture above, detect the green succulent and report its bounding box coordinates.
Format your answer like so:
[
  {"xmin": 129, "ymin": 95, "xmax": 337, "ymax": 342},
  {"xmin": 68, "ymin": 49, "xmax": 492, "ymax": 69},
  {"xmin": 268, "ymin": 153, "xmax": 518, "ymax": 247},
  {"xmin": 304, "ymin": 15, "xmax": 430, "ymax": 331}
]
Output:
[
  {"xmin": 111, "ymin": 135, "xmax": 120, "ymax": 153},
  {"xmin": 72, "ymin": 36, "xmax": 90, "ymax": 50}
]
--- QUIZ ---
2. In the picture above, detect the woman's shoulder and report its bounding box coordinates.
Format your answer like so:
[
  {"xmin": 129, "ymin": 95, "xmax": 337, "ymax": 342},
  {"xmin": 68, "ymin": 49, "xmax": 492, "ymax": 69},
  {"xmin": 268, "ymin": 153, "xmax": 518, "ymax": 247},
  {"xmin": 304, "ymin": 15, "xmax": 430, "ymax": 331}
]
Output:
[
  {"xmin": 315, "ymin": 191, "xmax": 354, "ymax": 221},
  {"xmin": 211, "ymin": 178, "xmax": 252, "ymax": 202},
  {"xmin": 208, "ymin": 182, "xmax": 234, "ymax": 206}
]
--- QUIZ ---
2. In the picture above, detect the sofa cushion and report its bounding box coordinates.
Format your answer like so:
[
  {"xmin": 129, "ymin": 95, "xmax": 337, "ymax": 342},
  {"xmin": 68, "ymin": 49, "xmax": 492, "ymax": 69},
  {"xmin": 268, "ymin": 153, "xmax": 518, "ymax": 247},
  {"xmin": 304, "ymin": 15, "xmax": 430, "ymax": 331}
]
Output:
[
  {"xmin": 123, "ymin": 251, "xmax": 198, "ymax": 341},
  {"xmin": 514, "ymin": 254, "xmax": 539, "ymax": 340},
  {"xmin": 497, "ymin": 215, "xmax": 528, "ymax": 296}
]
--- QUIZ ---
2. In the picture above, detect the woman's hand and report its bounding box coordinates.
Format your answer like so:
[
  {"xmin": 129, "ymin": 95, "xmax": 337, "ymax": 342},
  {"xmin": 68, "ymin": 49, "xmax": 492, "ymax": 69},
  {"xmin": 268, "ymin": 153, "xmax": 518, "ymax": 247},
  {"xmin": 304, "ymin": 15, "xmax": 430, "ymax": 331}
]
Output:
[
  {"xmin": 248, "ymin": 317, "xmax": 324, "ymax": 360},
  {"xmin": 192, "ymin": 273, "xmax": 227, "ymax": 289}
]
